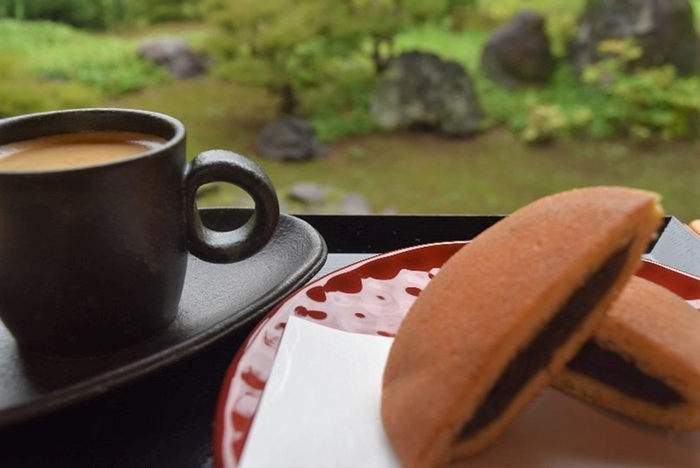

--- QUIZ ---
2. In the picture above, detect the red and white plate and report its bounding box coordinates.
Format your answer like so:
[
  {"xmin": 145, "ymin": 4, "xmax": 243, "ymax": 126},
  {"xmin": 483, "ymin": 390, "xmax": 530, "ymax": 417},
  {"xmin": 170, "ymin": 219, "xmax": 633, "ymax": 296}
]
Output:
[{"xmin": 213, "ymin": 241, "xmax": 700, "ymax": 468}]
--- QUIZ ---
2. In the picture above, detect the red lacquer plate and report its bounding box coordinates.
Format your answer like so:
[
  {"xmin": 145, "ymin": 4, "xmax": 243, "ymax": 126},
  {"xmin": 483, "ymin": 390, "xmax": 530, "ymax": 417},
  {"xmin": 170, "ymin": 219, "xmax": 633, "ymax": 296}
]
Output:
[{"xmin": 212, "ymin": 241, "xmax": 700, "ymax": 468}]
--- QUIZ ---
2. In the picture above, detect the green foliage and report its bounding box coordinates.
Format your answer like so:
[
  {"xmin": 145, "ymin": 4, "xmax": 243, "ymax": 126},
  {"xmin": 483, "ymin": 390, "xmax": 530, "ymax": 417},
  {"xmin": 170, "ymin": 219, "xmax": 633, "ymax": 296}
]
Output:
[
  {"xmin": 477, "ymin": 65, "xmax": 605, "ymax": 140},
  {"xmin": 334, "ymin": 0, "xmax": 455, "ymax": 71},
  {"xmin": 0, "ymin": 52, "xmax": 99, "ymax": 116},
  {"xmin": 0, "ymin": 0, "xmax": 128, "ymax": 30},
  {"xmin": 6, "ymin": 0, "xmax": 699, "ymax": 147},
  {"xmin": 303, "ymin": 73, "xmax": 378, "ymax": 142},
  {"xmin": 0, "ymin": 19, "xmax": 170, "ymax": 96},
  {"xmin": 580, "ymin": 39, "xmax": 700, "ymax": 142},
  {"xmin": 395, "ymin": 22, "xmax": 489, "ymax": 68},
  {"xmin": 446, "ymin": 0, "xmax": 478, "ymax": 31},
  {"xmin": 0, "ymin": 0, "xmax": 204, "ymax": 29},
  {"xmin": 520, "ymin": 103, "xmax": 567, "ymax": 144},
  {"xmin": 205, "ymin": 0, "xmax": 336, "ymax": 113},
  {"xmin": 124, "ymin": 0, "xmax": 203, "ymax": 26},
  {"xmin": 0, "ymin": 80, "xmax": 100, "ymax": 116},
  {"xmin": 480, "ymin": 61, "xmax": 700, "ymax": 144},
  {"xmin": 463, "ymin": 28, "xmax": 700, "ymax": 144},
  {"xmin": 205, "ymin": 0, "xmax": 454, "ymax": 115},
  {"xmin": 476, "ymin": 0, "xmax": 584, "ymax": 23}
]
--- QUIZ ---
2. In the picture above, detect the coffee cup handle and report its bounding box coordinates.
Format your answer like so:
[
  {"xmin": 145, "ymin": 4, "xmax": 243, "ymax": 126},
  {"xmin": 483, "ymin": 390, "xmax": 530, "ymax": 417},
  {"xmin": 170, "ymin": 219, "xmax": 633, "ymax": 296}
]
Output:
[{"xmin": 183, "ymin": 150, "xmax": 280, "ymax": 263}]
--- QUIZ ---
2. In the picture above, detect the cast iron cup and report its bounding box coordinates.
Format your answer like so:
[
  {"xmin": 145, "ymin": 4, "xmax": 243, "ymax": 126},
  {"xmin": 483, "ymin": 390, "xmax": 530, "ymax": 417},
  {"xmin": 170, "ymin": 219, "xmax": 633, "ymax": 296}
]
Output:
[{"xmin": 0, "ymin": 108, "xmax": 280, "ymax": 357}]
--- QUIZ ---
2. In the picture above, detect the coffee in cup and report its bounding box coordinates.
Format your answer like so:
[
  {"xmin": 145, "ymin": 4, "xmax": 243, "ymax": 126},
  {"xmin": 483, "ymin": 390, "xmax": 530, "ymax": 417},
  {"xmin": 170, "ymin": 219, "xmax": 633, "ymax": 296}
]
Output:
[
  {"xmin": 0, "ymin": 131, "xmax": 166, "ymax": 171},
  {"xmin": 0, "ymin": 108, "xmax": 280, "ymax": 357}
]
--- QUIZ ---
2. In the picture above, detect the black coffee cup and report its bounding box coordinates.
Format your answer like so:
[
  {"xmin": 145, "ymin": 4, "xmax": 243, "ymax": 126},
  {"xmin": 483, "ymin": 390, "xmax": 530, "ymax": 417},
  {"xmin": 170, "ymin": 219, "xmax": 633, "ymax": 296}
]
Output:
[{"xmin": 0, "ymin": 108, "xmax": 280, "ymax": 357}]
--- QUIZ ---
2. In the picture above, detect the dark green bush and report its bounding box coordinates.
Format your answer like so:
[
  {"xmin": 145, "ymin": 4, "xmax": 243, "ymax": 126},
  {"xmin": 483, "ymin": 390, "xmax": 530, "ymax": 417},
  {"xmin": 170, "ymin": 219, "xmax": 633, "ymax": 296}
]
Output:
[
  {"xmin": 0, "ymin": 0, "xmax": 203, "ymax": 30},
  {"xmin": 0, "ymin": 0, "xmax": 127, "ymax": 30},
  {"xmin": 301, "ymin": 60, "xmax": 378, "ymax": 142},
  {"xmin": 125, "ymin": 0, "xmax": 203, "ymax": 25}
]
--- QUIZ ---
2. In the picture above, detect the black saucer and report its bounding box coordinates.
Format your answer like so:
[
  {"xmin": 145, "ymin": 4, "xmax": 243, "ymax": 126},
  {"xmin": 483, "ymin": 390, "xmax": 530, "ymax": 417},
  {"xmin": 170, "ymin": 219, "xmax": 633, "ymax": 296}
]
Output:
[{"xmin": 0, "ymin": 209, "xmax": 327, "ymax": 427}]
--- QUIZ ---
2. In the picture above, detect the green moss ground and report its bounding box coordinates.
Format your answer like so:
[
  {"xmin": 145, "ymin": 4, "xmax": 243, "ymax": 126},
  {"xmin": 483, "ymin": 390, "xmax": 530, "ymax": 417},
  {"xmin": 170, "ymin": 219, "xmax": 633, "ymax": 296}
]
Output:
[{"xmin": 108, "ymin": 78, "xmax": 700, "ymax": 222}]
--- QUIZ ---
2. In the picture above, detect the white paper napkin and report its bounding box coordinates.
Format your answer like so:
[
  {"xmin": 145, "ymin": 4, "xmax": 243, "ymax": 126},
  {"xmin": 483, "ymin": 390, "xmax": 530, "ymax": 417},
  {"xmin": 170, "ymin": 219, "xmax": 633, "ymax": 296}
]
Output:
[{"xmin": 238, "ymin": 316, "xmax": 401, "ymax": 468}]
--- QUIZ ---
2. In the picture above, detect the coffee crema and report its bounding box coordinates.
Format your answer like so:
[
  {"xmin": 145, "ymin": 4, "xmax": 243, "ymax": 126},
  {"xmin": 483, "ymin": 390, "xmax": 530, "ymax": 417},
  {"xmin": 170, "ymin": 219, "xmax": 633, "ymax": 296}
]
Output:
[{"xmin": 0, "ymin": 131, "xmax": 166, "ymax": 172}]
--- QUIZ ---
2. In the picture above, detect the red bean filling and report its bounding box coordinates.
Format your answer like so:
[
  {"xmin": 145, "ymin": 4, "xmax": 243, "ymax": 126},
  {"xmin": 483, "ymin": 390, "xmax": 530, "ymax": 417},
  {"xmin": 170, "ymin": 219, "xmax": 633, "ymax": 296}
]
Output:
[
  {"xmin": 566, "ymin": 340, "xmax": 684, "ymax": 407},
  {"xmin": 458, "ymin": 244, "xmax": 630, "ymax": 440}
]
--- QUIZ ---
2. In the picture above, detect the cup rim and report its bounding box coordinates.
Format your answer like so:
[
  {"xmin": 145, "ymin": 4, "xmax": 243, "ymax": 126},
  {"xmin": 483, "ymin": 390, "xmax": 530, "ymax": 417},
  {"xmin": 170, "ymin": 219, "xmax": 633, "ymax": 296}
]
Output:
[{"xmin": 0, "ymin": 108, "xmax": 186, "ymax": 175}]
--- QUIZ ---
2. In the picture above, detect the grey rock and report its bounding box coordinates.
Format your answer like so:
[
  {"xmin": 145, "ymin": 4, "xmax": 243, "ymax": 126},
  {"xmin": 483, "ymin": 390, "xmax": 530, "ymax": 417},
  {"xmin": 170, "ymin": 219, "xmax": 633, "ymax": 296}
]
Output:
[
  {"xmin": 283, "ymin": 184, "xmax": 376, "ymax": 214},
  {"xmin": 569, "ymin": 0, "xmax": 699, "ymax": 76},
  {"xmin": 481, "ymin": 10, "xmax": 555, "ymax": 89},
  {"xmin": 138, "ymin": 37, "xmax": 208, "ymax": 79},
  {"xmin": 256, "ymin": 117, "xmax": 329, "ymax": 161},
  {"xmin": 340, "ymin": 193, "xmax": 372, "ymax": 215},
  {"xmin": 287, "ymin": 182, "xmax": 328, "ymax": 205},
  {"xmin": 370, "ymin": 51, "xmax": 482, "ymax": 137}
]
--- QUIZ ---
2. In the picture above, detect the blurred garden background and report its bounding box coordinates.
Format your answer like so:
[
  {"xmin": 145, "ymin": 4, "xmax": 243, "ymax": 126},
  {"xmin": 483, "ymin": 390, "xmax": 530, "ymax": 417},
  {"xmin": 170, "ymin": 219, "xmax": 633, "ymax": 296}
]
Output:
[{"xmin": 1, "ymin": 0, "xmax": 698, "ymax": 221}]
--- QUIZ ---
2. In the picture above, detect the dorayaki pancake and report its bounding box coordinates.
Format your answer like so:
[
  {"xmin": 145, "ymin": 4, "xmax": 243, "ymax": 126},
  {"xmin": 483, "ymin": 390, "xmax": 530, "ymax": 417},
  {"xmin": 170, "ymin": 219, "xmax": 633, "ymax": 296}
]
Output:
[
  {"xmin": 381, "ymin": 186, "xmax": 663, "ymax": 468},
  {"xmin": 555, "ymin": 275, "xmax": 700, "ymax": 431},
  {"xmin": 690, "ymin": 219, "xmax": 700, "ymax": 236}
]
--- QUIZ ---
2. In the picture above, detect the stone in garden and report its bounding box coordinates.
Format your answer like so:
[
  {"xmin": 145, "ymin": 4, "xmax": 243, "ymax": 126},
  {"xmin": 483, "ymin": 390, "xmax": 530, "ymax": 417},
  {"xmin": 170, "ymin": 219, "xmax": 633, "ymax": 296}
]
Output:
[
  {"xmin": 256, "ymin": 117, "xmax": 329, "ymax": 161},
  {"xmin": 370, "ymin": 51, "xmax": 482, "ymax": 137},
  {"xmin": 481, "ymin": 10, "xmax": 555, "ymax": 89},
  {"xmin": 569, "ymin": 0, "xmax": 699, "ymax": 76},
  {"xmin": 138, "ymin": 37, "xmax": 209, "ymax": 79},
  {"xmin": 287, "ymin": 182, "xmax": 328, "ymax": 205},
  {"xmin": 285, "ymin": 184, "xmax": 373, "ymax": 214},
  {"xmin": 340, "ymin": 193, "xmax": 372, "ymax": 215}
]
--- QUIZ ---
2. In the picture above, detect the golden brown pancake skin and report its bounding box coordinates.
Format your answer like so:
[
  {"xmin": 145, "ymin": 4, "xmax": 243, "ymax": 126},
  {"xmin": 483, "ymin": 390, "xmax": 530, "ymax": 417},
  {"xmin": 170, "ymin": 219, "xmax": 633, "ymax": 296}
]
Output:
[
  {"xmin": 555, "ymin": 275, "xmax": 700, "ymax": 430},
  {"xmin": 381, "ymin": 187, "xmax": 663, "ymax": 468}
]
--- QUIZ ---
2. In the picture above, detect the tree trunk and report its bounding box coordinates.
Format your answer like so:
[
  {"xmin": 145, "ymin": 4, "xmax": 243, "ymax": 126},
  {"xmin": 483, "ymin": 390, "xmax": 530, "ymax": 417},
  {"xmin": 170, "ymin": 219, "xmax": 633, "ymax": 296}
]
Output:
[
  {"xmin": 14, "ymin": 0, "xmax": 25, "ymax": 20},
  {"xmin": 450, "ymin": 7, "xmax": 468, "ymax": 32},
  {"xmin": 279, "ymin": 83, "xmax": 299, "ymax": 116},
  {"xmin": 372, "ymin": 36, "xmax": 393, "ymax": 74}
]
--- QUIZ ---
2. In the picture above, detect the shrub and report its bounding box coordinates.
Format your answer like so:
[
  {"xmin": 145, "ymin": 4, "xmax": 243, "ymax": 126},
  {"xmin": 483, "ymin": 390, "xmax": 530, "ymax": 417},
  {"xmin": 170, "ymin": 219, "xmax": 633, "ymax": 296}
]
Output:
[
  {"xmin": 581, "ymin": 39, "xmax": 700, "ymax": 141},
  {"xmin": 301, "ymin": 61, "xmax": 378, "ymax": 142},
  {"xmin": 0, "ymin": 0, "xmax": 127, "ymax": 30},
  {"xmin": 0, "ymin": 19, "xmax": 170, "ymax": 96},
  {"xmin": 0, "ymin": 0, "xmax": 204, "ymax": 30},
  {"xmin": 520, "ymin": 103, "xmax": 567, "ymax": 144},
  {"xmin": 476, "ymin": 34, "xmax": 700, "ymax": 144},
  {"xmin": 125, "ymin": 0, "xmax": 203, "ymax": 26}
]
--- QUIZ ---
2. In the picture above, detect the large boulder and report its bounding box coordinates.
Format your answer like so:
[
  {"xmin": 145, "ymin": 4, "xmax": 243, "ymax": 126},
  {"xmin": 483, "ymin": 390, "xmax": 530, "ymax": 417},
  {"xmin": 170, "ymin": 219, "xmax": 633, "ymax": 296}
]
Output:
[
  {"xmin": 569, "ymin": 0, "xmax": 700, "ymax": 76},
  {"xmin": 481, "ymin": 10, "xmax": 555, "ymax": 89},
  {"xmin": 256, "ymin": 117, "xmax": 329, "ymax": 161},
  {"xmin": 138, "ymin": 37, "xmax": 209, "ymax": 79},
  {"xmin": 370, "ymin": 51, "xmax": 482, "ymax": 137}
]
